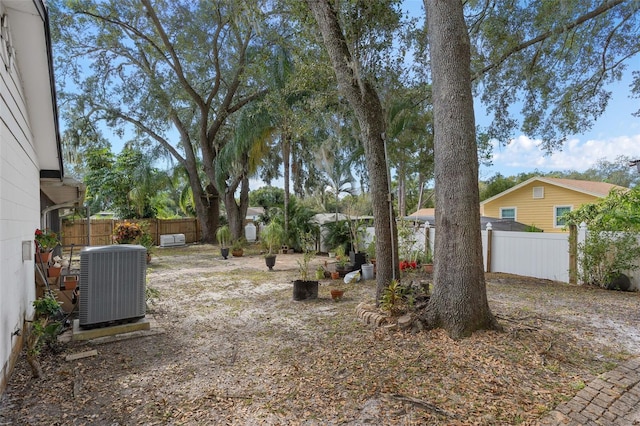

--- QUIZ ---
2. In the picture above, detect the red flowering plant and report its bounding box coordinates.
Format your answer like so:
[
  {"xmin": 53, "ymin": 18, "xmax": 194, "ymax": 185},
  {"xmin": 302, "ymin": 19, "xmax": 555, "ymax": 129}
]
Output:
[
  {"xmin": 113, "ymin": 221, "xmax": 143, "ymax": 244},
  {"xmin": 34, "ymin": 228, "xmax": 59, "ymax": 252}
]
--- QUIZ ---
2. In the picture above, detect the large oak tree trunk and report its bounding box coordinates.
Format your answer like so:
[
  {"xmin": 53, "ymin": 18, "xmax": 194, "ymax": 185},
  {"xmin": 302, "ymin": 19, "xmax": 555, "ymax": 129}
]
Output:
[
  {"xmin": 307, "ymin": 0, "xmax": 399, "ymax": 303},
  {"xmin": 224, "ymin": 174, "xmax": 251, "ymax": 241},
  {"xmin": 421, "ymin": 0, "xmax": 501, "ymax": 339},
  {"xmin": 191, "ymin": 175, "xmax": 219, "ymax": 244}
]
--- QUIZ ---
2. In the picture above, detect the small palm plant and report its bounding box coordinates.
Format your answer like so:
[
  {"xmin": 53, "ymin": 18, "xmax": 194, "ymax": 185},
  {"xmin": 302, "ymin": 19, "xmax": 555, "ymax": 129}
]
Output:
[
  {"xmin": 216, "ymin": 225, "xmax": 231, "ymax": 248},
  {"xmin": 261, "ymin": 221, "xmax": 284, "ymax": 270},
  {"xmin": 216, "ymin": 225, "xmax": 231, "ymax": 259},
  {"xmin": 261, "ymin": 221, "xmax": 284, "ymax": 256}
]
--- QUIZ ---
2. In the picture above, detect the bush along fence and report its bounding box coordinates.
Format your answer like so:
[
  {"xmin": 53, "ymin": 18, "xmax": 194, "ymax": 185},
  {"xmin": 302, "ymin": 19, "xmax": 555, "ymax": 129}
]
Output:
[{"xmin": 60, "ymin": 218, "xmax": 200, "ymax": 247}]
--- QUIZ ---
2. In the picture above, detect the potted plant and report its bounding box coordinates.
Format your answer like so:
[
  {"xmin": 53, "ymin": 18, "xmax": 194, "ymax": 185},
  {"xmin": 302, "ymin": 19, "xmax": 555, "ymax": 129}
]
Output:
[
  {"xmin": 113, "ymin": 221, "xmax": 143, "ymax": 244},
  {"xmin": 138, "ymin": 224, "xmax": 154, "ymax": 264},
  {"xmin": 334, "ymin": 245, "xmax": 348, "ymax": 272},
  {"xmin": 347, "ymin": 213, "xmax": 367, "ymax": 270},
  {"xmin": 231, "ymin": 238, "xmax": 244, "ymax": 257},
  {"xmin": 34, "ymin": 228, "xmax": 59, "ymax": 264},
  {"xmin": 261, "ymin": 221, "xmax": 284, "ymax": 270},
  {"xmin": 48, "ymin": 256, "xmax": 63, "ymax": 278},
  {"xmin": 365, "ymin": 238, "xmax": 376, "ymax": 264},
  {"xmin": 26, "ymin": 296, "xmax": 62, "ymax": 378},
  {"xmin": 216, "ymin": 225, "xmax": 231, "ymax": 259},
  {"xmin": 330, "ymin": 285, "xmax": 345, "ymax": 301},
  {"xmin": 293, "ymin": 232, "xmax": 318, "ymax": 301},
  {"xmin": 423, "ymin": 250, "xmax": 433, "ymax": 273}
]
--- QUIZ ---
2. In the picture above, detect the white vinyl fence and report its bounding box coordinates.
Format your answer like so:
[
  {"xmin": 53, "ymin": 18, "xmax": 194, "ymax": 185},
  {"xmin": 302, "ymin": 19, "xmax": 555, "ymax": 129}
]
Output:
[
  {"xmin": 483, "ymin": 228, "xmax": 570, "ymax": 282},
  {"xmin": 321, "ymin": 220, "xmax": 639, "ymax": 290},
  {"xmin": 408, "ymin": 222, "xmax": 638, "ymax": 289}
]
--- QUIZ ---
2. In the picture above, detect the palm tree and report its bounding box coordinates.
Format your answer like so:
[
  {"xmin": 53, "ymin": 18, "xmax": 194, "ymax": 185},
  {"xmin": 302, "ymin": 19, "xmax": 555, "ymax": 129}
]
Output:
[
  {"xmin": 214, "ymin": 107, "xmax": 276, "ymax": 240},
  {"xmin": 316, "ymin": 142, "xmax": 356, "ymax": 221}
]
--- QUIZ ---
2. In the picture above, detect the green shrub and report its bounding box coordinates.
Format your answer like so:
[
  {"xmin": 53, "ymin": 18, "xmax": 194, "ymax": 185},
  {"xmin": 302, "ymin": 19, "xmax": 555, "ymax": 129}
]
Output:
[
  {"xmin": 379, "ymin": 279, "xmax": 414, "ymax": 316},
  {"xmin": 579, "ymin": 231, "xmax": 640, "ymax": 288}
]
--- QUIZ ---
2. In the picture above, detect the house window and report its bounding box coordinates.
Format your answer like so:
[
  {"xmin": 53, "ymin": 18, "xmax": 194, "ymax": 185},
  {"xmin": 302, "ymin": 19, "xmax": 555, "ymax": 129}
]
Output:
[
  {"xmin": 532, "ymin": 186, "xmax": 544, "ymax": 199},
  {"xmin": 554, "ymin": 206, "xmax": 572, "ymax": 227},
  {"xmin": 500, "ymin": 207, "xmax": 516, "ymax": 221}
]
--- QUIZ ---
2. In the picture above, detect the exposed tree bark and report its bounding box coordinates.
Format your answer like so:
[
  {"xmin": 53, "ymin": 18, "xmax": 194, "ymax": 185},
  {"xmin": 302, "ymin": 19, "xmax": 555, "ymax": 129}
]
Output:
[
  {"xmin": 307, "ymin": 0, "xmax": 399, "ymax": 302},
  {"xmin": 283, "ymin": 131, "xmax": 291, "ymax": 243},
  {"xmin": 420, "ymin": 0, "xmax": 501, "ymax": 339},
  {"xmin": 397, "ymin": 164, "xmax": 406, "ymax": 218},
  {"xmin": 223, "ymin": 173, "xmax": 250, "ymax": 241},
  {"xmin": 26, "ymin": 355, "xmax": 43, "ymax": 379}
]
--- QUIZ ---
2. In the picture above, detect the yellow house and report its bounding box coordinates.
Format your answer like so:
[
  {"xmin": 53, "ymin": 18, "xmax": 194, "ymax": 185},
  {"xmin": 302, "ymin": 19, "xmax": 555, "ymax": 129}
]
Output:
[{"xmin": 480, "ymin": 177, "xmax": 626, "ymax": 232}]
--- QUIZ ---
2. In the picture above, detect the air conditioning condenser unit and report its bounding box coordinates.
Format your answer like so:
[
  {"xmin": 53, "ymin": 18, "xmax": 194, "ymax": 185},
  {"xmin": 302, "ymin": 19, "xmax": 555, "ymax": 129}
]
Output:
[{"xmin": 79, "ymin": 245, "xmax": 146, "ymax": 329}]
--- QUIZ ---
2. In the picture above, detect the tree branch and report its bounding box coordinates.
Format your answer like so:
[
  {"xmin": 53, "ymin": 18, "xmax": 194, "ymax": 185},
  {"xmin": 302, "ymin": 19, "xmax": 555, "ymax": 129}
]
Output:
[
  {"xmin": 112, "ymin": 111, "xmax": 186, "ymax": 165},
  {"xmin": 140, "ymin": 0, "xmax": 204, "ymax": 108},
  {"xmin": 472, "ymin": 0, "xmax": 627, "ymax": 81}
]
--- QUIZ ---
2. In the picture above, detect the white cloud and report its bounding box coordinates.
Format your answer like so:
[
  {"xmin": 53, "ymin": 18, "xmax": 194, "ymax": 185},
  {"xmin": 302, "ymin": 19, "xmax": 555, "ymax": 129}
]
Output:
[{"xmin": 488, "ymin": 133, "xmax": 640, "ymax": 173}]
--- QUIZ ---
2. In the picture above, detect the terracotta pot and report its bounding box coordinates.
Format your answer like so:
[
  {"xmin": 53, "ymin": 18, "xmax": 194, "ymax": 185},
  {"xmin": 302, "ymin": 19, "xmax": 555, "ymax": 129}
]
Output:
[
  {"xmin": 423, "ymin": 264, "xmax": 433, "ymax": 273},
  {"xmin": 62, "ymin": 275, "xmax": 77, "ymax": 291},
  {"xmin": 331, "ymin": 271, "xmax": 340, "ymax": 280},
  {"xmin": 48, "ymin": 266, "xmax": 62, "ymax": 278},
  {"xmin": 330, "ymin": 289, "xmax": 345, "ymax": 301},
  {"xmin": 37, "ymin": 251, "xmax": 52, "ymax": 265},
  {"xmin": 232, "ymin": 248, "xmax": 243, "ymax": 257}
]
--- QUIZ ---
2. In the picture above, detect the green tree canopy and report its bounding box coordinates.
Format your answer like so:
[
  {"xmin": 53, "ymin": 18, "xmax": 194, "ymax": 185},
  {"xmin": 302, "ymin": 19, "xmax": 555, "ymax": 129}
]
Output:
[{"xmin": 51, "ymin": 0, "xmax": 278, "ymax": 242}]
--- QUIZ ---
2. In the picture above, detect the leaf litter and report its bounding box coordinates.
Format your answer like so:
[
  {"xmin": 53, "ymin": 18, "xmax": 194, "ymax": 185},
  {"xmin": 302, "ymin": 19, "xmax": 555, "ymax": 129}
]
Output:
[{"xmin": 1, "ymin": 244, "xmax": 638, "ymax": 425}]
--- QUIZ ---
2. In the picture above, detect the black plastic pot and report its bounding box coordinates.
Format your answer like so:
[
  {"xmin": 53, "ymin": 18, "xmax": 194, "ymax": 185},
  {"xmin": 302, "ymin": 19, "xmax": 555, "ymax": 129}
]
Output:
[
  {"xmin": 292, "ymin": 280, "xmax": 319, "ymax": 301},
  {"xmin": 265, "ymin": 254, "xmax": 276, "ymax": 270},
  {"xmin": 607, "ymin": 272, "xmax": 631, "ymax": 291},
  {"xmin": 220, "ymin": 247, "xmax": 229, "ymax": 259},
  {"xmin": 350, "ymin": 251, "xmax": 367, "ymax": 272}
]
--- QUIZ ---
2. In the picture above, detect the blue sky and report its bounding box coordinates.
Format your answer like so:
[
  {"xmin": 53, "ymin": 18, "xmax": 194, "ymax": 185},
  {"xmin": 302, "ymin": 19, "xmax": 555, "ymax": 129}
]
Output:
[
  {"xmin": 478, "ymin": 71, "xmax": 640, "ymax": 179},
  {"xmin": 401, "ymin": 0, "xmax": 640, "ymax": 180}
]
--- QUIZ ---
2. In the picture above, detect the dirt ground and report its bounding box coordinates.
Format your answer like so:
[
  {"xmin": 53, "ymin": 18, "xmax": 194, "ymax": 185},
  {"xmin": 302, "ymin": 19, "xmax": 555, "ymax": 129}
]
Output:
[{"xmin": 1, "ymin": 243, "xmax": 640, "ymax": 425}]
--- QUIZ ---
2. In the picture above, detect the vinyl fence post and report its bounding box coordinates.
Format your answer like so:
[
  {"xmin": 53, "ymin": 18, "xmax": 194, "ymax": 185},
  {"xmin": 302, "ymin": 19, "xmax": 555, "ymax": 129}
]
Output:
[
  {"xmin": 577, "ymin": 222, "xmax": 588, "ymax": 284},
  {"xmin": 486, "ymin": 222, "xmax": 492, "ymax": 273},
  {"xmin": 569, "ymin": 223, "xmax": 577, "ymax": 284}
]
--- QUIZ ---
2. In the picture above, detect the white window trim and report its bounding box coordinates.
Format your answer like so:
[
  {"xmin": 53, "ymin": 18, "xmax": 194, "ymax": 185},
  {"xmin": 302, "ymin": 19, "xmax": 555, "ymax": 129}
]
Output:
[
  {"xmin": 500, "ymin": 207, "xmax": 517, "ymax": 221},
  {"xmin": 532, "ymin": 186, "xmax": 544, "ymax": 199},
  {"xmin": 554, "ymin": 205, "xmax": 572, "ymax": 228}
]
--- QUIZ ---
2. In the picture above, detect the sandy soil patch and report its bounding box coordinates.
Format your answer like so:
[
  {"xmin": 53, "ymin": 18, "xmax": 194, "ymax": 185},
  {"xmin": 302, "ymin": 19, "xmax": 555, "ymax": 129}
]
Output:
[{"xmin": 1, "ymin": 244, "xmax": 639, "ymax": 425}]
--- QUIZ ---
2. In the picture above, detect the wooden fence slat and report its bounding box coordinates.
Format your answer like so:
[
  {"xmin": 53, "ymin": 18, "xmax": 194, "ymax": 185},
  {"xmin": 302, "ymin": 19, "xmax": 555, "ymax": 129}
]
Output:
[{"xmin": 61, "ymin": 218, "xmax": 200, "ymax": 246}]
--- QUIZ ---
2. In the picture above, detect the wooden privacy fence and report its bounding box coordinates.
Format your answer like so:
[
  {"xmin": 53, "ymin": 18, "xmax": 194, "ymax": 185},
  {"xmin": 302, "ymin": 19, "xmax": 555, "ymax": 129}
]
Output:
[{"xmin": 61, "ymin": 218, "xmax": 200, "ymax": 247}]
